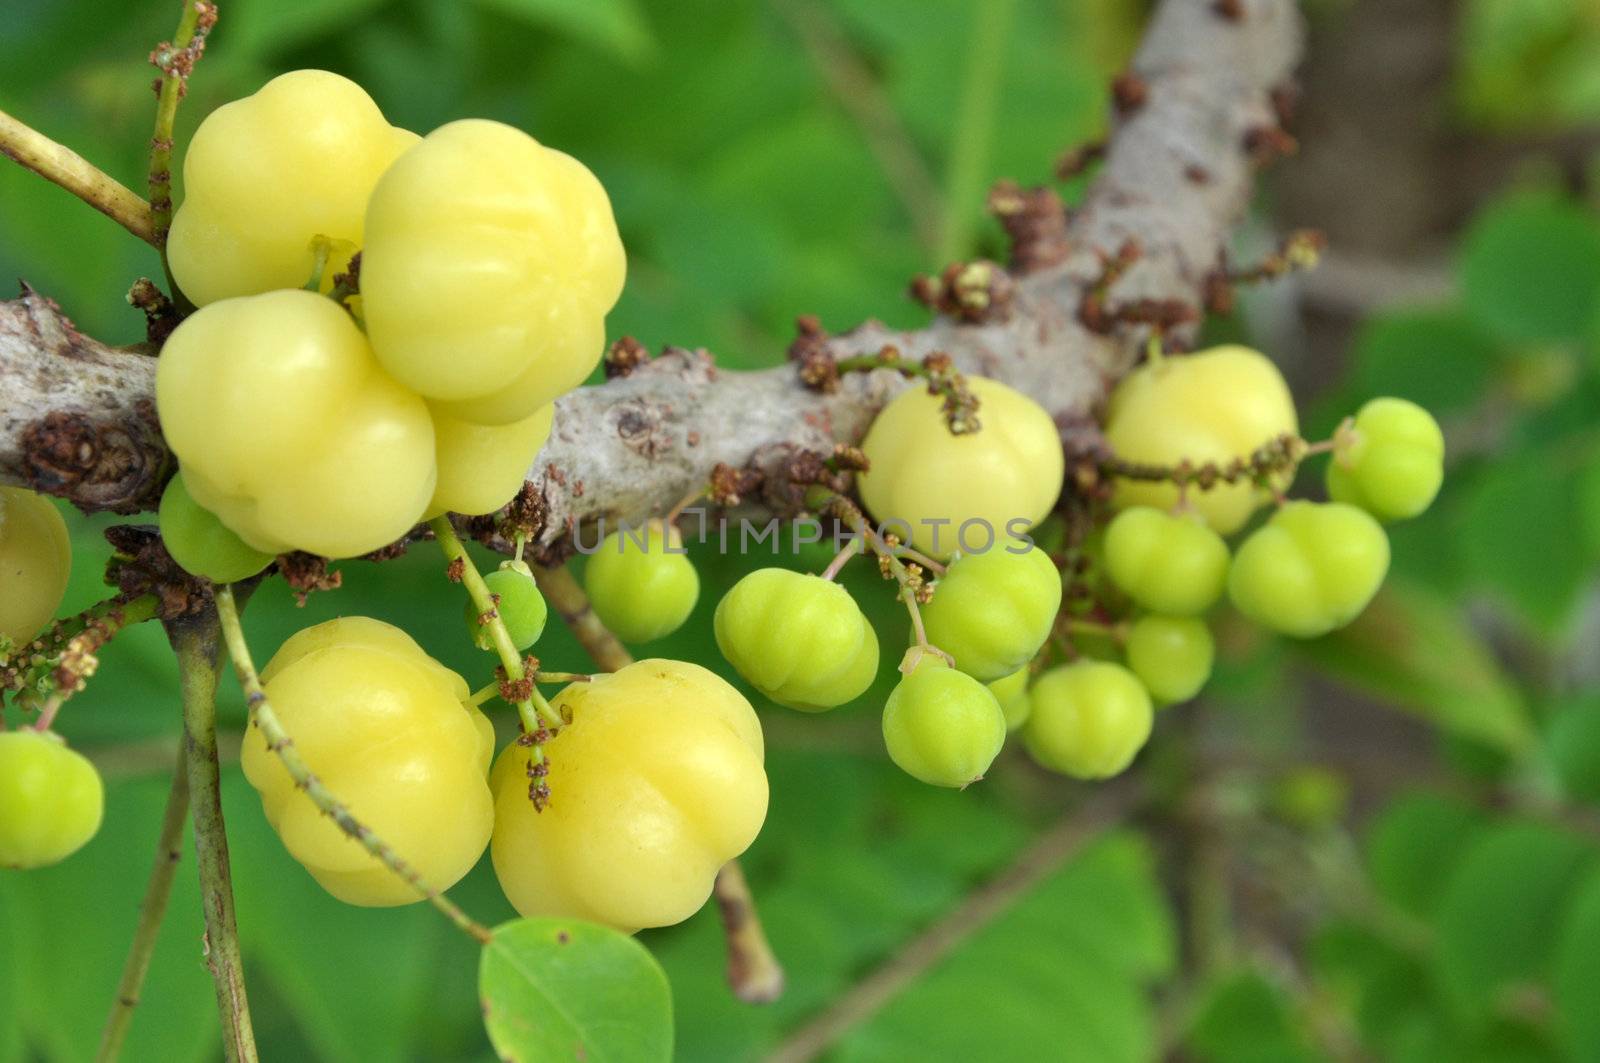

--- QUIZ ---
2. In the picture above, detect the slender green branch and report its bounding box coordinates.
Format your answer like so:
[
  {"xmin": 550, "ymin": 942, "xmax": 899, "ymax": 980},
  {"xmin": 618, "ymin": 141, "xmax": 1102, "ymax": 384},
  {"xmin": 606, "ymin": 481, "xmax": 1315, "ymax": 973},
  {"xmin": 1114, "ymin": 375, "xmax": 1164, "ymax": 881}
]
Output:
[
  {"xmin": 534, "ymin": 561, "xmax": 786, "ymax": 1003},
  {"xmin": 149, "ymin": 0, "xmax": 216, "ymax": 252},
  {"xmin": 97, "ymin": 742, "xmax": 191, "ymax": 1063},
  {"xmin": 0, "ymin": 108, "xmax": 156, "ymax": 244},
  {"xmin": 4, "ymin": 595, "xmax": 162, "ymax": 729},
  {"xmin": 171, "ymin": 613, "xmax": 257, "ymax": 1063},
  {"xmin": 430, "ymin": 517, "xmax": 563, "ymax": 736},
  {"xmin": 213, "ymin": 585, "xmax": 493, "ymax": 943}
]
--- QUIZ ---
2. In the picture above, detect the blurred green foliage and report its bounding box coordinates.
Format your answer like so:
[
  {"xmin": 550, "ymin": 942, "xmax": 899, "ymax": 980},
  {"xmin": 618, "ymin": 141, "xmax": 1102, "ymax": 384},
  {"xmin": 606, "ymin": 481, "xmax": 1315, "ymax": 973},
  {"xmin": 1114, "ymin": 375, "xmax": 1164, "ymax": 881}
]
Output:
[{"xmin": 7, "ymin": 0, "xmax": 1600, "ymax": 1060}]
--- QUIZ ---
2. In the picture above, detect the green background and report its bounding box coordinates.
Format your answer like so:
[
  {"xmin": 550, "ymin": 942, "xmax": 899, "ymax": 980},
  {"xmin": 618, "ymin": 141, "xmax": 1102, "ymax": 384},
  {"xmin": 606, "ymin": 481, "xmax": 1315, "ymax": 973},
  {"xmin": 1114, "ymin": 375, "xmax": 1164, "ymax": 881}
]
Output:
[{"xmin": 5, "ymin": 0, "xmax": 1600, "ymax": 1059}]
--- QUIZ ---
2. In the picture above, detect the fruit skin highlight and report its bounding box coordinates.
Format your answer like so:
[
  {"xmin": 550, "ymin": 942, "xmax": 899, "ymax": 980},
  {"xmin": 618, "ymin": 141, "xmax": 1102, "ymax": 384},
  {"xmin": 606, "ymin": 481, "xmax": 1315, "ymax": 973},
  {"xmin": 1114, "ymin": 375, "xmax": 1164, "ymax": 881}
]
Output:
[
  {"xmin": 857, "ymin": 376, "xmax": 1064, "ymax": 558},
  {"xmin": 489, "ymin": 659, "xmax": 768, "ymax": 932},
  {"xmin": 1103, "ymin": 345, "xmax": 1298, "ymax": 534}
]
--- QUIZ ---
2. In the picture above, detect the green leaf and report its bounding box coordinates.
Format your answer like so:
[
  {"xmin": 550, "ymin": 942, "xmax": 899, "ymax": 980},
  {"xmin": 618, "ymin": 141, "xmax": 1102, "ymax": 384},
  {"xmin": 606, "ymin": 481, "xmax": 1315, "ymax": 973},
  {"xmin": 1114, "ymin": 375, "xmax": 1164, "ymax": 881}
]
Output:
[
  {"xmin": 1311, "ymin": 921, "xmax": 1434, "ymax": 1053},
  {"xmin": 833, "ymin": 833, "xmax": 1175, "ymax": 1063},
  {"xmin": 1296, "ymin": 582, "xmax": 1535, "ymax": 755},
  {"xmin": 472, "ymin": 0, "xmax": 653, "ymax": 61},
  {"xmin": 480, "ymin": 918, "xmax": 672, "ymax": 1063},
  {"xmin": 1435, "ymin": 822, "xmax": 1596, "ymax": 1020},
  {"xmin": 1347, "ymin": 309, "xmax": 1502, "ymax": 414},
  {"xmin": 1186, "ymin": 969, "xmax": 1324, "ymax": 1063},
  {"xmin": 1460, "ymin": 194, "xmax": 1600, "ymax": 343},
  {"xmin": 1546, "ymin": 695, "xmax": 1600, "ymax": 805},
  {"xmin": 1458, "ymin": 444, "xmax": 1593, "ymax": 634},
  {"xmin": 1366, "ymin": 791, "xmax": 1486, "ymax": 918},
  {"xmin": 1554, "ymin": 866, "xmax": 1600, "ymax": 1062}
]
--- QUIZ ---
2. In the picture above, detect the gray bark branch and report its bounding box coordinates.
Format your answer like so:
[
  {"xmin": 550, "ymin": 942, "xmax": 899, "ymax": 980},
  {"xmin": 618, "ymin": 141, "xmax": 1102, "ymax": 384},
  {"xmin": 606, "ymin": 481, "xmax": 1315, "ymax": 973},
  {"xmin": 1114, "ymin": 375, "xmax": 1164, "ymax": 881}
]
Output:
[{"xmin": 0, "ymin": 0, "xmax": 1302, "ymax": 546}]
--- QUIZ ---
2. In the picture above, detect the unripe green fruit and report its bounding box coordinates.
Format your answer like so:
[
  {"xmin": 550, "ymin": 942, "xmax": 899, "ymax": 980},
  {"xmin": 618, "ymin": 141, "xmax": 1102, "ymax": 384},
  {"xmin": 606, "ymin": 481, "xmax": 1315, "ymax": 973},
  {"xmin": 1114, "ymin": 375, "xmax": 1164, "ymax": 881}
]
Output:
[
  {"xmin": 584, "ymin": 521, "xmax": 700, "ymax": 643},
  {"xmin": 159, "ymin": 474, "xmax": 275, "ymax": 583},
  {"xmin": 987, "ymin": 667, "xmax": 1033, "ymax": 732},
  {"xmin": 1103, "ymin": 506, "xmax": 1229, "ymax": 616},
  {"xmin": 0, "ymin": 486, "xmax": 71, "ymax": 646},
  {"xmin": 1023, "ymin": 661, "xmax": 1152, "ymax": 779},
  {"xmin": 1104, "ymin": 345, "xmax": 1298, "ymax": 534},
  {"xmin": 1228, "ymin": 501, "xmax": 1389, "ymax": 638},
  {"xmin": 1326, "ymin": 397, "xmax": 1444, "ymax": 522},
  {"xmin": 1124, "ymin": 615, "xmax": 1213, "ymax": 704},
  {"xmin": 882, "ymin": 659, "xmax": 1007, "ymax": 787},
  {"xmin": 714, "ymin": 569, "xmax": 878, "ymax": 711},
  {"xmin": 466, "ymin": 564, "xmax": 548, "ymax": 651},
  {"xmin": 0, "ymin": 731, "xmax": 104, "ymax": 869},
  {"xmin": 919, "ymin": 540, "xmax": 1062, "ymax": 682}
]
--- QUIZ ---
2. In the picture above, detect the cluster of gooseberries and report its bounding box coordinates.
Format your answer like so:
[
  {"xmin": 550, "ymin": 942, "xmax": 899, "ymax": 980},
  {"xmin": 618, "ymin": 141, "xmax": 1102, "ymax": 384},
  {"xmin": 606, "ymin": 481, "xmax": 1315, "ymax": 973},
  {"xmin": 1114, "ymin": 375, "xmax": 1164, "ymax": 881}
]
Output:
[{"xmin": 0, "ymin": 70, "xmax": 1442, "ymax": 949}]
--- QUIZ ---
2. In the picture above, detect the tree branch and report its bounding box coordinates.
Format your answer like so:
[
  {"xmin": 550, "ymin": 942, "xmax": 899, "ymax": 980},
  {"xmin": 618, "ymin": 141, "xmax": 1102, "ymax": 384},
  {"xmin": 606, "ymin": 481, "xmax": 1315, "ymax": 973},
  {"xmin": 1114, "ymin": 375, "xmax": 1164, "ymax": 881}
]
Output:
[
  {"xmin": 172, "ymin": 611, "xmax": 259, "ymax": 1063},
  {"xmin": 0, "ymin": 0, "xmax": 1303, "ymax": 540},
  {"xmin": 0, "ymin": 109, "xmax": 156, "ymax": 246}
]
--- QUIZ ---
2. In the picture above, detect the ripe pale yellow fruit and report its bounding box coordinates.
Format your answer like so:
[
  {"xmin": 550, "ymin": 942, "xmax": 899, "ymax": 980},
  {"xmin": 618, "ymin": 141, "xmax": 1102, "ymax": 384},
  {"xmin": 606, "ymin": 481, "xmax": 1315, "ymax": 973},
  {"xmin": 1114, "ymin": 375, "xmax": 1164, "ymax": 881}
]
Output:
[
  {"xmin": 857, "ymin": 376, "xmax": 1064, "ymax": 558},
  {"xmin": 363, "ymin": 119, "xmax": 626, "ymax": 425},
  {"xmin": 156, "ymin": 290, "xmax": 436, "ymax": 558},
  {"xmin": 0, "ymin": 487, "xmax": 70, "ymax": 645},
  {"xmin": 490, "ymin": 659, "xmax": 767, "ymax": 931},
  {"xmin": 427, "ymin": 403, "xmax": 554, "ymax": 518},
  {"xmin": 169, "ymin": 70, "xmax": 417, "ymax": 306},
  {"xmin": 1104, "ymin": 346, "xmax": 1298, "ymax": 534},
  {"xmin": 242, "ymin": 617, "xmax": 495, "ymax": 907}
]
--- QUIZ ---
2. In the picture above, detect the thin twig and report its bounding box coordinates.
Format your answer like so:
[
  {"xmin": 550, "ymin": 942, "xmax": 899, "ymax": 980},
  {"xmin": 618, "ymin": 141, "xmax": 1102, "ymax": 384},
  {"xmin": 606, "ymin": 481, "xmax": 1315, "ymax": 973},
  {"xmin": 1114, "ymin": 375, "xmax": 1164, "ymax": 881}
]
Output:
[
  {"xmin": 171, "ymin": 612, "xmax": 257, "ymax": 1063},
  {"xmin": 532, "ymin": 562, "xmax": 634, "ymax": 674},
  {"xmin": 534, "ymin": 561, "xmax": 787, "ymax": 1003},
  {"xmin": 212, "ymin": 585, "xmax": 494, "ymax": 944},
  {"xmin": 97, "ymin": 741, "xmax": 191, "ymax": 1063},
  {"xmin": 148, "ymin": 0, "xmax": 215, "ymax": 253},
  {"xmin": 714, "ymin": 861, "xmax": 786, "ymax": 1004},
  {"xmin": 0, "ymin": 108, "xmax": 155, "ymax": 244},
  {"xmin": 765, "ymin": 781, "xmax": 1141, "ymax": 1063}
]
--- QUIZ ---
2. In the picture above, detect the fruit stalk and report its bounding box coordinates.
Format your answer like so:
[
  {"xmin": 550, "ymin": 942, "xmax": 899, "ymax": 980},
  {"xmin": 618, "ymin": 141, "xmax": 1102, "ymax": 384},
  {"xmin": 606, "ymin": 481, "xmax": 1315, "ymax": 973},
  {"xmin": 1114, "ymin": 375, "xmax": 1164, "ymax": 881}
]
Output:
[
  {"xmin": 171, "ymin": 611, "xmax": 258, "ymax": 1063},
  {"xmin": 213, "ymin": 585, "xmax": 494, "ymax": 943},
  {"xmin": 97, "ymin": 742, "xmax": 191, "ymax": 1063},
  {"xmin": 430, "ymin": 516, "xmax": 563, "ymax": 734}
]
